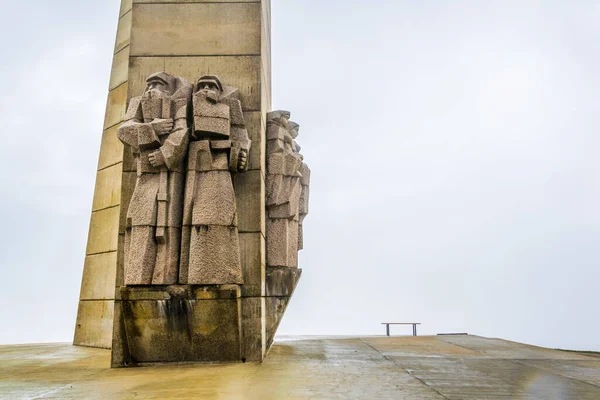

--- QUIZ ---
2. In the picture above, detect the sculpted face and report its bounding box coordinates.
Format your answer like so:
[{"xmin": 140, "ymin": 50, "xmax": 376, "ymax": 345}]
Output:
[
  {"xmin": 144, "ymin": 78, "xmax": 170, "ymax": 99},
  {"xmin": 196, "ymin": 78, "xmax": 222, "ymax": 103},
  {"xmin": 288, "ymin": 122, "xmax": 299, "ymax": 139}
]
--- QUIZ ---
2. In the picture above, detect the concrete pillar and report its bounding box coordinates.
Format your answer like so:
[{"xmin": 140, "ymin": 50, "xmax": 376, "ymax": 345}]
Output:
[{"xmin": 74, "ymin": 0, "xmax": 271, "ymax": 353}]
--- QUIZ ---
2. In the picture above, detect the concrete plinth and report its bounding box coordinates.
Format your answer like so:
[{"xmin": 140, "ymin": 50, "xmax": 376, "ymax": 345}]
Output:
[
  {"xmin": 265, "ymin": 266, "xmax": 301, "ymax": 348},
  {"xmin": 112, "ymin": 285, "xmax": 244, "ymax": 366},
  {"xmin": 111, "ymin": 266, "xmax": 301, "ymax": 366}
]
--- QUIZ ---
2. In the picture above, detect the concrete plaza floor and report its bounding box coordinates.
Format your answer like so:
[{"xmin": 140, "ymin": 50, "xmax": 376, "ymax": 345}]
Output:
[{"xmin": 2, "ymin": 335, "xmax": 600, "ymax": 399}]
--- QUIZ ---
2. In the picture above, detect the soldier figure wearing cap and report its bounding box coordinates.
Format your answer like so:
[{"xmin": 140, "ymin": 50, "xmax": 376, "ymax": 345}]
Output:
[
  {"xmin": 179, "ymin": 75, "xmax": 251, "ymax": 284},
  {"xmin": 265, "ymin": 111, "xmax": 306, "ymax": 268},
  {"xmin": 117, "ymin": 72, "xmax": 193, "ymax": 285},
  {"xmin": 289, "ymin": 121, "xmax": 311, "ymax": 252}
]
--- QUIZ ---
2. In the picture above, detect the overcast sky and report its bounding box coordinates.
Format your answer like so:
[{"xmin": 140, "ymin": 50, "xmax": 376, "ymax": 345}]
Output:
[{"xmin": 0, "ymin": 0, "xmax": 598, "ymax": 351}]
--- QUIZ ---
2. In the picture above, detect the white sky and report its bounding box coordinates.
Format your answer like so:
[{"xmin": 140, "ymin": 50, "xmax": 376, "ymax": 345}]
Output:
[{"xmin": 0, "ymin": 0, "xmax": 599, "ymax": 351}]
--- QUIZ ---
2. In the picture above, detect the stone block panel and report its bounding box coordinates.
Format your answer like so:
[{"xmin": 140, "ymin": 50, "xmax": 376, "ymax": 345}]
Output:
[
  {"xmin": 243, "ymin": 111, "xmax": 263, "ymax": 171},
  {"xmin": 261, "ymin": 66, "xmax": 270, "ymax": 119},
  {"xmin": 79, "ymin": 252, "xmax": 118, "ymax": 300},
  {"xmin": 97, "ymin": 125, "xmax": 124, "ymax": 170},
  {"xmin": 121, "ymin": 298, "xmax": 242, "ymax": 362},
  {"xmin": 265, "ymin": 296, "xmax": 288, "ymax": 350},
  {"xmin": 131, "ymin": 3, "xmax": 261, "ymax": 56},
  {"xmin": 73, "ymin": 300, "xmax": 114, "ymax": 349},
  {"xmin": 109, "ymin": 45, "xmax": 129, "ymax": 90},
  {"xmin": 234, "ymin": 170, "xmax": 265, "ymax": 233},
  {"xmin": 241, "ymin": 296, "xmax": 265, "ymax": 361},
  {"xmin": 92, "ymin": 163, "xmax": 123, "ymax": 212},
  {"xmin": 120, "ymin": 0, "xmax": 133, "ymax": 17},
  {"xmin": 128, "ymin": 56, "xmax": 261, "ymax": 110},
  {"xmin": 239, "ymin": 232, "xmax": 265, "ymax": 296},
  {"xmin": 261, "ymin": 0, "xmax": 271, "ymax": 90},
  {"xmin": 103, "ymin": 83, "xmax": 129, "ymax": 130},
  {"xmin": 115, "ymin": 9, "xmax": 132, "ymax": 54},
  {"xmin": 86, "ymin": 206, "xmax": 120, "ymax": 255}
]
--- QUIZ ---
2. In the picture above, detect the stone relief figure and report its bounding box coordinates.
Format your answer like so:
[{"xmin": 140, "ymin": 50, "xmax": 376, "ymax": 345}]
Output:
[
  {"xmin": 265, "ymin": 111, "xmax": 309, "ymax": 268},
  {"xmin": 290, "ymin": 122, "xmax": 311, "ymax": 251},
  {"xmin": 118, "ymin": 72, "xmax": 193, "ymax": 285},
  {"xmin": 179, "ymin": 75, "xmax": 251, "ymax": 284}
]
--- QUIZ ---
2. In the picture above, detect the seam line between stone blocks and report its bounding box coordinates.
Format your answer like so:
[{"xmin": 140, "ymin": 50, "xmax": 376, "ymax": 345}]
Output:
[
  {"xmin": 104, "ymin": 120, "xmax": 126, "ymax": 132},
  {"xmin": 86, "ymin": 249, "xmax": 119, "ymax": 256},
  {"xmin": 107, "ymin": 80, "xmax": 128, "ymax": 96},
  {"xmin": 113, "ymin": 44, "xmax": 130, "ymax": 58},
  {"xmin": 92, "ymin": 204, "xmax": 121, "ymax": 214},
  {"xmin": 119, "ymin": 8, "xmax": 132, "ymax": 21},
  {"xmin": 98, "ymin": 161, "xmax": 123, "ymax": 173}
]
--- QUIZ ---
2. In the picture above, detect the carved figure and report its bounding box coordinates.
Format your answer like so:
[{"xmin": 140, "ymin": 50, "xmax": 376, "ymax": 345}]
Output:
[
  {"xmin": 179, "ymin": 75, "xmax": 251, "ymax": 284},
  {"xmin": 265, "ymin": 111, "xmax": 309, "ymax": 268},
  {"xmin": 118, "ymin": 72, "xmax": 193, "ymax": 285},
  {"xmin": 290, "ymin": 123, "xmax": 311, "ymax": 251}
]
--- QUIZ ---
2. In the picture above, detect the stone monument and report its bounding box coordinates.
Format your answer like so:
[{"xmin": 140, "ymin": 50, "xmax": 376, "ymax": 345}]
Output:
[
  {"xmin": 180, "ymin": 75, "xmax": 250, "ymax": 285},
  {"xmin": 265, "ymin": 111, "xmax": 309, "ymax": 269},
  {"xmin": 73, "ymin": 0, "xmax": 311, "ymax": 366},
  {"xmin": 118, "ymin": 72, "xmax": 192, "ymax": 285}
]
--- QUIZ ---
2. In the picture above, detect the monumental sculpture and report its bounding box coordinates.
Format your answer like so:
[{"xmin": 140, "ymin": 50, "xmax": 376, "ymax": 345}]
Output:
[
  {"xmin": 265, "ymin": 111, "xmax": 310, "ymax": 268},
  {"xmin": 296, "ymin": 127, "xmax": 311, "ymax": 251},
  {"xmin": 83, "ymin": 71, "xmax": 308, "ymax": 366},
  {"xmin": 72, "ymin": 0, "xmax": 311, "ymax": 365},
  {"xmin": 117, "ymin": 72, "xmax": 193, "ymax": 285},
  {"xmin": 179, "ymin": 75, "xmax": 251, "ymax": 285}
]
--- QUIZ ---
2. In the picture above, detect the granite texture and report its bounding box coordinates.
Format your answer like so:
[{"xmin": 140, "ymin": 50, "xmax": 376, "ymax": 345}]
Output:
[
  {"xmin": 180, "ymin": 76, "xmax": 250, "ymax": 285},
  {"xmin": 265, "ymin": 111, "xmax": 309, "ymax": 268},
  {"xmin": 118, "ymin": 72, "xmax": 193, "ymax": 285}
]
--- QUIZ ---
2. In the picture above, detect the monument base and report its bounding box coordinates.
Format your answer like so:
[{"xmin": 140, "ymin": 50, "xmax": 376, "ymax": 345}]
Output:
[
  {"xmin": 265, "ymin": 267, "xmax": 302, "ymax": 349},
  {"xmin": 111, "ymin": 268, "xmax": 301, "ymax": 367},
  {"xmin": 111, "ymin": 285, "xmax": 243, "ymax": 367}
]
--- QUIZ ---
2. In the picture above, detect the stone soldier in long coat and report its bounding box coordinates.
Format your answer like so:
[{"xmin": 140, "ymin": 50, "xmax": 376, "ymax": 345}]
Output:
[
  {"xmin": 117, "ymin": 72, "xmax": 193, "ymax": 285},
  {"xmin": 179, "ymin": 75, "xmax": 251, "ymax": 284},
  {"xmin": 265, "ymin": 111, "xmax": 305, "ymax": 268},
  {"xmin": 289, "ymin": 121, "xmax": 310, "ymax": 251}
]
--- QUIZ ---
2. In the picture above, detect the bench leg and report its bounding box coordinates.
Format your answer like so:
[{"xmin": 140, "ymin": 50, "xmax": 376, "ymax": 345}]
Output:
[
  {"xmin": 386, "ymin": 324, "xmax": 390, "ymax": 336},
  {"xmin": 413, "ymin": 325, "xmax": 416, "ymax": 336}
]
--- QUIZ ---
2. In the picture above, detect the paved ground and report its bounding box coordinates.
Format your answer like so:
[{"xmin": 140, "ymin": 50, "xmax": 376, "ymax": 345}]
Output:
[{"xmin": 2, "ymin": 335, "xmax": 600, "ymax": 399}]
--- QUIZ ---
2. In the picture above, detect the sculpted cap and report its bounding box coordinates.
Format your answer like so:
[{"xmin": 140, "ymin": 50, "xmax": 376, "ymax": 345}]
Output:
[
  {"xmin": 288, "ymin": 121, "xmax": 300, "ymax": 138},
  {"xmin": 197, "ymin": 75, "xmax": 224, "ymax": 92},
  {"xmin": 146, "ymin": 72, "xmax": 176, "ymax": 94},
  {"xmin": 267, "ymin": 110, "xmax": 291, "ymax": 121}
]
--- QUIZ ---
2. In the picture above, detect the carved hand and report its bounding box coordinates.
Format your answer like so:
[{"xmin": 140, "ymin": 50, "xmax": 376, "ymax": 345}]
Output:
[
  {"xmin": 151, "ymin": 118, "xmax": 174, "ymax": 135},
  {"xmin": 238, "ymin": 149, "xmax": 248, "ymax": 171},
  {"xmin": 148, "ymin": 150, "xmax": 166, "ymax": 167}
]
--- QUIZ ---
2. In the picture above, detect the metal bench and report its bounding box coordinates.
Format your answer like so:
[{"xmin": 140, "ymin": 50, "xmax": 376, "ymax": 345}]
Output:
[{"xmin": 381, "ymin": 322, "xmax": 421, "ymax": 336}]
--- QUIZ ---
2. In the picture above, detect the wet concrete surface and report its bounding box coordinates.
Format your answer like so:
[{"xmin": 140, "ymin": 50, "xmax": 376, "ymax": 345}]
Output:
[{"xmin": 1, "ymin": 335, "xmax": 600, "ymax": 399}]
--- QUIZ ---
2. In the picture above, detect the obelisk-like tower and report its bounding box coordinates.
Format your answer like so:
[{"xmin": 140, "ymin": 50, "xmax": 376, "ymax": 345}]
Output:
[{"xmin": 74, "ymin": 0, "xmax": 274, "ymax": 361}]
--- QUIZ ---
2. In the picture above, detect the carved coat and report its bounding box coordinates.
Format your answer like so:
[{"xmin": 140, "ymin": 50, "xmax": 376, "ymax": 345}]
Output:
[
  {"xmin": 179, "ymin": 86, "xmax": 251, "ymax": 284},
  {"xmin": 265, "ymin": 113, "xmax": 304, "ymax": 268},
  {"xmin": 117, "ymin": 77, "xmax": 192, "ymax": 285}
]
